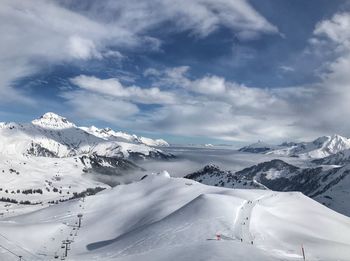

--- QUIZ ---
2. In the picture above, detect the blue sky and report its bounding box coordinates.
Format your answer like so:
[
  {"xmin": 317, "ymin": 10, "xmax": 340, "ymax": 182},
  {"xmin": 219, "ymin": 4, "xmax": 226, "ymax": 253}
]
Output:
[{"xmin": 1, "ymin": 0, "xmax": 350, "ymax": 144}]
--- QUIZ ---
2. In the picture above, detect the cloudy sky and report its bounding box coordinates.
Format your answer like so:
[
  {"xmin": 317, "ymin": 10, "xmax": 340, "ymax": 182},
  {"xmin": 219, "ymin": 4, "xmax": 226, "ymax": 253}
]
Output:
[{"xmin": 1, "ymin": 0, "xmax": 350, "ymax": 144}]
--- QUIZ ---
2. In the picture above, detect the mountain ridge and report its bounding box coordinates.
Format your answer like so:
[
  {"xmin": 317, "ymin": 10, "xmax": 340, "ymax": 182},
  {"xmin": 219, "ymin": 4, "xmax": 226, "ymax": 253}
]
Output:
[{"xmin": 185, "ymin": 159, "xmax": 350, "ymax": 216}]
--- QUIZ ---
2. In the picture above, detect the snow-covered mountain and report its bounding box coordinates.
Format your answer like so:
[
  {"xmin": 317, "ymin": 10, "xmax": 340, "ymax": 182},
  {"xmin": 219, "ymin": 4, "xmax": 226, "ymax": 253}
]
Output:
[
  {"xmin": 186, "ymin": 159, "xmax": 350, "ymax": 216},
  {"xmin": 80, "ymin": 125, "xmax": 169, "ymax": 147},
  {"xmin": 0, "ymin": 112, "xmax": 171, "ymax": 159},
  {"xmin": 0, "ymin": 175, "xmax": 349, "ymax": 261},
  {"xmin": 270, "ymin": 134, "xmax": 350, "ymax": 159},
  {"xmin": 0, "ymin": 112, "xmax": 173, "ymax": 208},
  {"xmin": 238, "ymin": 141, "xmax": 279, "ymax": 153},
  {"xmin": 240, "ymin": 134, "xmax": 350, "ymax": 159}
]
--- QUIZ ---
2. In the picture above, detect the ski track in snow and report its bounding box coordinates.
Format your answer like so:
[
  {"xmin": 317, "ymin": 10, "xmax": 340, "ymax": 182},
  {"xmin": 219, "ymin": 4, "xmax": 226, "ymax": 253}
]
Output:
[{"xmin": 233, "ymin": 192, "xmax": 276, "ymax": 245}]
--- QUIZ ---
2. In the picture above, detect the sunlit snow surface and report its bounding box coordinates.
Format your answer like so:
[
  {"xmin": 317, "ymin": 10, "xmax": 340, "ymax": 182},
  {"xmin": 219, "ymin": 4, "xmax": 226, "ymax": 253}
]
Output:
[{"xmin": 0, "ymin": 175, "xmax": 349, "ymax": 261}]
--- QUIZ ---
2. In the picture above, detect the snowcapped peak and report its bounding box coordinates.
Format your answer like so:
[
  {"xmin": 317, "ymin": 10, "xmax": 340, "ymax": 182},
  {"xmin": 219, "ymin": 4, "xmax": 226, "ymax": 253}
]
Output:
[
  {"xmin": 330, "ymin": 134, "xmax": 347, "ymax": 141},
  {"xmin": 103, "ymin": 127, "xmax": 112, "ymax": 132},
  {"xmin": 32, "ymin": 112, "xmax": 76, "ymax": 129},
  {"xmin": 313, "ymin": 134, "xmax": 347, "ymax": 144},
  {"xmin": 89, "ymin": 125, "xmax": 100, "ymax": 131},
  {"xmin": 324, "ymin": 134, "xmax": 350, "ymax": 151}
]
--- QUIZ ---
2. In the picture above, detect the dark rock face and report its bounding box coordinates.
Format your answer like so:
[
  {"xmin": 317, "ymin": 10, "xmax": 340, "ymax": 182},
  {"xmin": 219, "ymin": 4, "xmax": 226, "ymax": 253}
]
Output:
[
  {"xmin": 128, "ymin": 151, "xmax": 175, "ymax": 161},
  {"xmin": 27, "ymin": 142, "xmax": 58, "ymax": 158},
  {"xmin": 235, "ymin": 159, "xmax": 299, "ymax": 179},
  {"xmin": 80, "ymin": 154, "xmax": 144, "ymax": 177},
  {"xmin": 238, "ymin": 147, "xmax": 272, "ymax": 153},
  {"xmin": 259, "ymin": 167, "xmax": 324, "ymax": 195},
  {"xmin": 185, "ymin": 164, "xmax": 237, "ymax": 182},
  {"xmin": 184, "ymin": 164, "xmax": 264, "ymax": 189}
]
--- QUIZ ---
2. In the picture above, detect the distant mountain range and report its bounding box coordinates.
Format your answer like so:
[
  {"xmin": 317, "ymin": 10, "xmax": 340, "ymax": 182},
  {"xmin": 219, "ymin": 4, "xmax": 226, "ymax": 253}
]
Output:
[
  {"xmin": 80, "ymin": 125, "xmax": 169, "ymax": 147},
  {"xmin": 239, "ymin": 134, "xmax": 350, "ymax": 159}
]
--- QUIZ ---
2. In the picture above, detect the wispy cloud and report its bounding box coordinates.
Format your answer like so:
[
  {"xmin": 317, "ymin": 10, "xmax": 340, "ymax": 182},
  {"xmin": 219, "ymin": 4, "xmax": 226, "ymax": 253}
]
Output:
[
  {"xmin": 70, "ymin": 75, "xmax": 178, "ymax": 105},
  {"xmin": 0, "ymin": 0, "xmax": 277, "ymax": 104}
]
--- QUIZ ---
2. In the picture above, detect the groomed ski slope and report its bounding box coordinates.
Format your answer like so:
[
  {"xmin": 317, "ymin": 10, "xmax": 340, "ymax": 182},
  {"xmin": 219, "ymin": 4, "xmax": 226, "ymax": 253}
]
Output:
[{"xmin": 0, "ymin": 174, "xmax": 350, "ymax": 261}]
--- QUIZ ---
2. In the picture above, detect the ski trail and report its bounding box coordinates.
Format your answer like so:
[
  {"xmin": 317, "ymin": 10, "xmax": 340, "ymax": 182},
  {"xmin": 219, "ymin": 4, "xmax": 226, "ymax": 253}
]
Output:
[
  {"xmin": 233, "ymin": 193, "xmax": 276, "ymax": 245},
  {"xmin": 233, "ymin": 199, "xmax": 254, "ymax": 243}
]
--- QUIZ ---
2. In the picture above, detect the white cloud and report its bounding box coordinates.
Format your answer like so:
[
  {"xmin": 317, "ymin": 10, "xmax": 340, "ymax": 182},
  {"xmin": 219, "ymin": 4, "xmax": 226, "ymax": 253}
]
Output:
[
  {"xmin": 82, "ymin": 0, "xmax": 278, "ymax": 37},
  {"xmin": 61, "ymin": 91, "xmax": 139, "ymax": 123},
  {"xmin": 63, "ymin": 67, "xmax": 303, "ymax": 142},
  {"xmin": 314, "ymin": 12, "xmax": 350, "ymax": 49},
  {"xmin": 279, "ymin": 66, "xmax": 295, "ymax": 72},
  {"xmin": 67, "ymin": 36, "xmax": 102, "ymax": 60},
  {"xmin": 134, "ymin": 68, "xmax": 301, "ymax": 142},
  {"xmin": 70, "ymin": 75, "xmax": 177, "ymax": 105}
]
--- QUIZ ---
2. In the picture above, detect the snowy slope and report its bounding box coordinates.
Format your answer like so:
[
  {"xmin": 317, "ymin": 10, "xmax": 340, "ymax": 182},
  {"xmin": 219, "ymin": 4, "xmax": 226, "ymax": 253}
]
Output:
[
  {"xmin": 80, "ymin": 126, "xmax": 169, "ymax": 147},
  {"xmin": 0, "ymin": 152, "xmax": 145, "ymax": 216},
  {"xmin": 0, "ymin": 175, "xmax": 349, "ymax": 261},
  {"xmin": 312, "ymin": 148, "xmax": 350, "ymax": 166}
]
